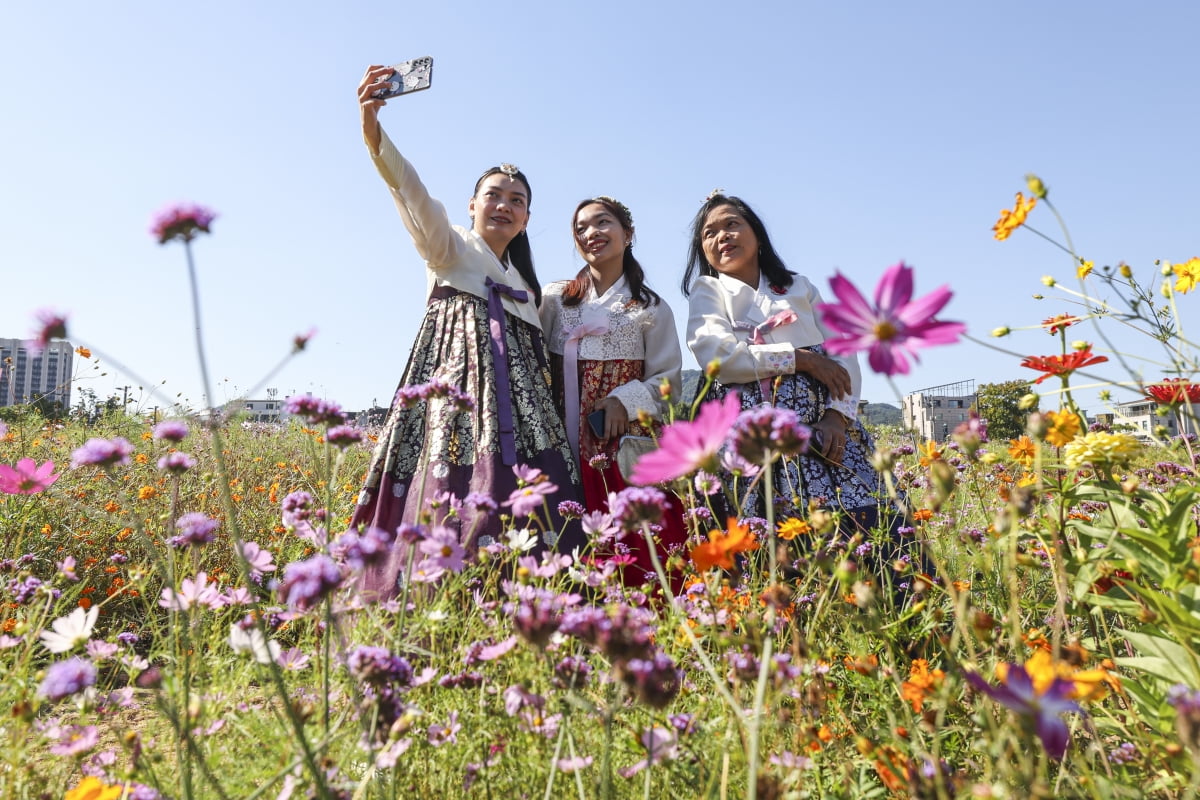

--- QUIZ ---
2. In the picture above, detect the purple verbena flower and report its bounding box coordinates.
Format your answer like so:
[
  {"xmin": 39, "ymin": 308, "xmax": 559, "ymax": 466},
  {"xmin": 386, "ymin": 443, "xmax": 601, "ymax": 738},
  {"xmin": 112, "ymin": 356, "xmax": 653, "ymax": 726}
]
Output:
[
  {"xmin": 150, "ymin": 203, "xmax": 216, "ymax": 244},
  {"xmin": 152, "ymin": 420, "xmax": 190, "ymax": 442},
  {"xmin": 326, "ymin": 425, "xmax": 363, "ymax": 449},
  {"xmin": 608, "ymin": 486, "xmax": 666, "ymax": 531},
  {"xmin": 731, "ymin": 405, "xmax": 812, "ymax": 464},
  {"xmin": 283, "ymin": 395, "xmax": 345, "ymax": 426},
  {"xmin": 39, "ymin": 656, "xmax": 97, "ymax": 701},
  {"xmin": 277, "ymin": 554, "xmax": 343, "ymax": 611},
  {"xmin": 157, "ymin": 452, "xmax": 197, "ymax": 474},
  {"xmin": 28, "ymin": 309, "xmax": 68, "ymax": 355},
  {"xmin": 346, "ymin": 645, "xmax": 413, "ymax": 687},
  {"xmin": 71, "ymin": 437, "xmax": 134, "ymax": 469},
  {"xmin": 169, "ymin": 512, "xmax": 219, "ymax": 548}
]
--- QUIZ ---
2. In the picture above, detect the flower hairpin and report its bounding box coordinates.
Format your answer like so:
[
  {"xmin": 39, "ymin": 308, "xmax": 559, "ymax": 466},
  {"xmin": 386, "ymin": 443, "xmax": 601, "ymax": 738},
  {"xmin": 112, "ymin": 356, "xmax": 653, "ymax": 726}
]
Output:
[
  {"xmin": 595, "ymin": 195, "xmax": 633, "ymax": 226},
  {"xmin": 706, "ymin": 188, "xmax": 725, "ymax": 202},
  {"xmin": 499, "ymin": 163, "xmax": 520, "ymax": 177}
]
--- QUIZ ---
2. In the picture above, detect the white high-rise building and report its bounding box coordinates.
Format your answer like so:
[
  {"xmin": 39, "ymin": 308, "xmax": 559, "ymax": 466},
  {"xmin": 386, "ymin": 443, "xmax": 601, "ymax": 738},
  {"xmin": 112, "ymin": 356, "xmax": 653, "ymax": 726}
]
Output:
[{"xmin": 0, "ymin": 338, "xmax": 73, "ymax": 411}]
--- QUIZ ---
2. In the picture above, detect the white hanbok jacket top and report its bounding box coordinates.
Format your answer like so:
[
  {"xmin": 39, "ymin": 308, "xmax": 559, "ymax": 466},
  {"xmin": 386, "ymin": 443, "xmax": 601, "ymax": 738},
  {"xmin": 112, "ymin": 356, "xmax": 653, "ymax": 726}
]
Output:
[
  {"xmin": 686, "ymin": 271, "xmax": 861, "ymax": 420},
  {"xmin": 540, "ymin": 275, "xmax": 683, "ymax": 420}
]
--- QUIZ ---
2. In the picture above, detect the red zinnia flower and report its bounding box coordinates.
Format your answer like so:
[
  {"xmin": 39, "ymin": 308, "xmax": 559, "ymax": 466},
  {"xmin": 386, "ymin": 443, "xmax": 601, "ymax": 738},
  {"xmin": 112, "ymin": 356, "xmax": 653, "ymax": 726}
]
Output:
[
  {"xmin": 1145, "ymin": 378, "xmax": 1200, "ymax": 405},
  {"xmin": 1041, "ymin": 314, "xmax": 1080, "ymax": 335},
  {"xmin": 1019, "ymin": 347, "xmax": 1108, "ymax": 384}
]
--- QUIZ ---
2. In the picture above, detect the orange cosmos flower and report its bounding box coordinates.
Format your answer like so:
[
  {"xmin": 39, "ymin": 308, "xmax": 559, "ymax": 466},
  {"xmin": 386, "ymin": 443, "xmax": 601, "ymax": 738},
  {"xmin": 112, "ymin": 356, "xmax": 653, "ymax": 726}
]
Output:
[
  {"xmin": 992, "ymin": 192, "xmax": 1037, "ymax": 241},
  {"xmin": 74, "ymin": 346, "xmax": 92, "ymax": 359},
  {"xmin": 689, "ymin": 518, "xmax": 760, "ymax": 571},
  {"xmin": 1008, "ymin": 435, "xmax": 1037, "ymax": 467},
  {"xmin": 900, "ymin": 659, "xmax": 945, "ymax": 712}
]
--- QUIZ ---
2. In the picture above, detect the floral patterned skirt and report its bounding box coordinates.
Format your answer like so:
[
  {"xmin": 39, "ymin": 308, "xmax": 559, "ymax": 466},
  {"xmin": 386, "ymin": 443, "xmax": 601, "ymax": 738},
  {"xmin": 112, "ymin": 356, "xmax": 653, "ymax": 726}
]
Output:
[
  {"xmin": 352, "ymin": 288, "xmax": 583, "ymax": 600},
  {"xmin": 700, "ymin": 347, "xmax": 895, "ymax": 527},
  {"xmin": 551, "ymin": 356, "xmax": 688, "ymax": 588}
]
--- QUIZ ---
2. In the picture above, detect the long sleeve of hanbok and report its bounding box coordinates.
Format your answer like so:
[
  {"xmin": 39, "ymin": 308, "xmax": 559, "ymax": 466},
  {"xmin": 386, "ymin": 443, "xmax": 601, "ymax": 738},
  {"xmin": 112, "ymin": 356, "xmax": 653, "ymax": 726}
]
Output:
[{"xmin": 366, "ymin": 127, "xmax": 463, "ymax": 269}]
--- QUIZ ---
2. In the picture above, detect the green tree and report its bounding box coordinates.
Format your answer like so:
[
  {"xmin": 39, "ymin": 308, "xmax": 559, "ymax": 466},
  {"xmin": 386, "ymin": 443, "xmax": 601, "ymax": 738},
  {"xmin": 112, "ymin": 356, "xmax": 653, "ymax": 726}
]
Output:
[{"xmin": 973, "ymin": 379, "xmax": 1036, "ymax": 442}]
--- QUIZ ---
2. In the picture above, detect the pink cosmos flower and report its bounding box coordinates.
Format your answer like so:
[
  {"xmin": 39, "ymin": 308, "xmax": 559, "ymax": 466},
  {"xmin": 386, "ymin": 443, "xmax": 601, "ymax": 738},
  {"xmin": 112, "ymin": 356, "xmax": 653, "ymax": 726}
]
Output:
[
  {"xmin": 629, "ymin": 393, "xmax": 741, "ymax": 485},
  {"xmin": 0, "ymin": 458, "xmax": 59, "ymax": 494},
  {"xmin": 817, "ymin": 261, "xmax": 966, "ymax": 376},
  {"xmin": 150, "ymin": 203, "xmax": 216, "ymax": 244},
  {"xmin": 159, "ymin": 571, "xmax": 222, "ymax": 611},
  {"xmin": 418, "ymin": 526, "xmax": 467, "ymax": 573}
]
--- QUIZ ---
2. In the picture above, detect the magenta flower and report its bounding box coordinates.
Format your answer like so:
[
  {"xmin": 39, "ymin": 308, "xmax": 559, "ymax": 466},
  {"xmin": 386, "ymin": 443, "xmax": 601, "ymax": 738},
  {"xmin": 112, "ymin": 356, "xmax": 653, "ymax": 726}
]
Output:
[
  {"xmin": 150, "ymin": 203, "xmax": 216, "ymax": 244},
  {"xmin": 817, "ymin": 261, "xmax": 966, "ymax": 376},
  {"xmin": 158, "ymin": 452, "xmax": 197, "ymax": 473},
  {"xmin": 629, "ymin": 393, "xmax": 741, "ymax": 485},
  {"xmin": 27, "ymin": 309, "xmax": 68, "ymax": 355},
  {"xmin": 159, "ymin": 572, "xmax": 222, "ymax": 611},
  {"xmin": 964, "ymin": 663, "xmax": 1081, "ymax": 761},
  {"xmin": 0, "ymin": 458, "xmax": 59, "ymax": 494},
  {"xmin": 49, "ymin": 724, "xmax": 99, "ymax": 756}
]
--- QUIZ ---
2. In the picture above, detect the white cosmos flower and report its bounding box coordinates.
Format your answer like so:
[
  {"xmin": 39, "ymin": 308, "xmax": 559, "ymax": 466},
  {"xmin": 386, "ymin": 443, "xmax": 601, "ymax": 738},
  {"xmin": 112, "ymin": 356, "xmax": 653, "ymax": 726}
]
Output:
[
  {"xmin": 228, "ymin": 624, "xmax": 281, "ymax": 665},
  {"xmin": 39, "ymin": 606, "xmax": 98, "ymax": 653},
  {"xmin": 504, "ymin": 528, "xmax": 538, "ymax": 553}
]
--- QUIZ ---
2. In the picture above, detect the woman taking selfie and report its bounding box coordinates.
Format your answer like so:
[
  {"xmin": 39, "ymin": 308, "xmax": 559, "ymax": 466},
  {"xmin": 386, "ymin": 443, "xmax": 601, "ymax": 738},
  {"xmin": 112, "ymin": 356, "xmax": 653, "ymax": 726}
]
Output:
[
  {"xmin": 540, "ymin": 197, "xmax": 687, "ymax": 587},
  {"xmin": 350, "ymin": 65, "xmax": 582, "ymax": 599}
]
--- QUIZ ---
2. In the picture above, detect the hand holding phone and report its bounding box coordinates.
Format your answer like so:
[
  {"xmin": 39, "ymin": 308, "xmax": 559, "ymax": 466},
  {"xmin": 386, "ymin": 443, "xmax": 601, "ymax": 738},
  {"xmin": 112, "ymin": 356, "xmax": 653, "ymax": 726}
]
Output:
[
  {"xmin": 371, "ymin": 56, "xmax": 434, "ymax": 100},
  {"xmin": 587, "ymin": 409, "xmax": 606, "ymax": 438}
]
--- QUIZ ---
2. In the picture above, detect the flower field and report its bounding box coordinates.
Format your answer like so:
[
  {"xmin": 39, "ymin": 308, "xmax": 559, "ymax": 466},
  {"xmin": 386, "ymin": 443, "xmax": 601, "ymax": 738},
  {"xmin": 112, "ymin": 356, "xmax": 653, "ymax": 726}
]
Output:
[{"xmin": 3, "ymin": 184, "xmax": 1200, "ymax": 799}]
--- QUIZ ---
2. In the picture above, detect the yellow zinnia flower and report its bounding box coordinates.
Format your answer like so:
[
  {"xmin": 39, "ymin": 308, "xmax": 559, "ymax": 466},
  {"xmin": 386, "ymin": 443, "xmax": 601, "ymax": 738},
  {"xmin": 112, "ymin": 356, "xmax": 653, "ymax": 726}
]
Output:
[
  {"xmin": 1063, "ymin": 431, "xmax": 1141, "ymax": 470},
  {"xmin": 1076, "ymin": 259, "xmax": 1094, "ymax": 280}
]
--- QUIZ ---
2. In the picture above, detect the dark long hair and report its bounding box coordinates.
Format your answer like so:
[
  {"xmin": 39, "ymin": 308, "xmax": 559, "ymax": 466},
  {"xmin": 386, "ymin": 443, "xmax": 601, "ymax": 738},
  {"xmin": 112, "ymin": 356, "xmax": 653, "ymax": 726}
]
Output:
[
  {"xmin": 473, "ymin": 166, "xmax": 542, "ymax": 305},
  {"xmin": 681, "ymin": 193, "xmax": 795, "ymax": 297},
  {"xmin": 562, "ymin": 197, "xmax": 661, "ymax": 308}
]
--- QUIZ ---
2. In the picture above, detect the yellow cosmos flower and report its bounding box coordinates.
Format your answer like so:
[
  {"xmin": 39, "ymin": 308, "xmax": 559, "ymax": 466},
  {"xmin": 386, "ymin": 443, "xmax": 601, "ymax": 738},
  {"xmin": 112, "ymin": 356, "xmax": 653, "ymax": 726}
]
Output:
[
  {"xmin": 777, "ymin": 518, "xmax": 811, "ymax": 540},
  {"xmin": 1076, "ymin": 259, "xmax": 1094, "ymax": 280},
  {"xmin": 1173, "ymin": 257, "xmax": 1200, "ymax": 294},
  {"xmin": 65, "ymin": 777, "xmax": 124, "ymax": 800},
  {"xmin": 1043, "ymin": 409, "xmax": 1081, "ymax": 447},
  {"xmin": 917, "ymin": 441, "xmax": 942, "ymax": 467},
  {"xmin": 992, "ymin": 192, "xmax": 1037, "ymax": 241},
  {"xmin": 1063, "ymin": 431, "xmax": 1141, "ymax": 470}
]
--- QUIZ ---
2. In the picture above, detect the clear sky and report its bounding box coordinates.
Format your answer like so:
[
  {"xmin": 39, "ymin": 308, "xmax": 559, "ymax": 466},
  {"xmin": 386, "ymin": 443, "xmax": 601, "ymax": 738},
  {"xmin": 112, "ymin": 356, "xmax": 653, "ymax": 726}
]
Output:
[{"xmin": 2, "ymin": 1, "xmax": 1197, "ymax": 418}]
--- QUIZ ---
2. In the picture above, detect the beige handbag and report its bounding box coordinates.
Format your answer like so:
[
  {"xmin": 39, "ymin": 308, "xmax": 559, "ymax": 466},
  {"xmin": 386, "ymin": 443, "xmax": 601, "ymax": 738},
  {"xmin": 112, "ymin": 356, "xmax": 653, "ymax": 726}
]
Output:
[{"xmin": 615, "ymin": 435, "xmax": 657, "ymax": 483}]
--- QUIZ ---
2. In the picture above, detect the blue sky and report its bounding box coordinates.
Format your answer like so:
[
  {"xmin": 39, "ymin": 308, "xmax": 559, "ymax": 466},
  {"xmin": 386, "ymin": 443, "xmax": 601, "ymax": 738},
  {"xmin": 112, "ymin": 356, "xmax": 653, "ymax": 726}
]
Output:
[{"xmin": 2, "ymin": 1, "xmax": 1197, "ymax": 418}]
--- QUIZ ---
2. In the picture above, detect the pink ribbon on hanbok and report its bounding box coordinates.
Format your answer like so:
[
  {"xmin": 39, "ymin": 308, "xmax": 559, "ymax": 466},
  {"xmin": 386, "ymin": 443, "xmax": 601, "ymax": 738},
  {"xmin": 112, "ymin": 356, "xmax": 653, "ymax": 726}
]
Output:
[
  {"xmin": 485, "ymin": 276, "xmax": 530, "ymax": 466},
  {"xmin": 562, "ymin": 318, "xmax": 610, "ymax": 460},
  {"xmin": 734, "ymin": 309, "xmax": 798, "ymax": 403}
]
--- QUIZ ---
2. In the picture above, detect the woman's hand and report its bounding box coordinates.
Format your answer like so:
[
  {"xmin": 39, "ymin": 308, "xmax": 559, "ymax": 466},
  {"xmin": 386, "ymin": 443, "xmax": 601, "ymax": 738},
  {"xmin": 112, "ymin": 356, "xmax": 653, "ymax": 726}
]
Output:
[
  {"xmin": 813, "ymin": 410, "xmax": 850, "ymax": 465},
  {"xmin": 795, "ymin": 350, "xmax": 851, "ymax": 399},
  {"xmin": 358, "ymin": 65, "xmax": 393, "ymax": 153},
  {"xmin": 593, "ymin": 396, "xmax": 629, "ymax": 441}
]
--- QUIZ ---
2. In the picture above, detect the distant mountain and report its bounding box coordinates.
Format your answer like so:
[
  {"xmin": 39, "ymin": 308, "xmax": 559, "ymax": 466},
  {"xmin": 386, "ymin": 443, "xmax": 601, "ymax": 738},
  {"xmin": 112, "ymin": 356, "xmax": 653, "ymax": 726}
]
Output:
[{"xmin": 680, "ymin": 369, "xmax": 902, "ymax": 426}]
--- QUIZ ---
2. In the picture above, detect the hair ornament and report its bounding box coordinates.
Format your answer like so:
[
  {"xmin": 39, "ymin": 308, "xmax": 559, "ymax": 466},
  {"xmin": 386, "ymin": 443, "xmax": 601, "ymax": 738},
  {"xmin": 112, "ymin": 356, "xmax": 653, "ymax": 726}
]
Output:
[
  {"xmin": 498, "ymin": 163, "xmax": 520, "ymax": 177},
  {"xmin": 706, "ymin": 188, "xmax": 725, "ymax": 202},
  {"xmin": 594, "ymin": 195, "xmax": 634, "ymax": 226}
]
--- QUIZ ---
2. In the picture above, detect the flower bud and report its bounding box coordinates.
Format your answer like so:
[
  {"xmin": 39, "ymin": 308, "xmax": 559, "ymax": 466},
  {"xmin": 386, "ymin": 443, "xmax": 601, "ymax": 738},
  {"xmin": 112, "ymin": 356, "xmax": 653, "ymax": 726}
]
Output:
[
  {"xmin": 1025, "ymin": 174, "xmax": 1047, "ymax": 198},
  {"xmin": 1070, "ymin": 340, "xmax": 1089, "ymax": 351},
  {"xmin": 1119, "ymin": 263, "xmax": 1132, "ymax": 279},
  {"xmin": 1041, "ymin": 275, "xmax": 1057, "ymax": 287},
  {"xmin": 1018, "ymin": 393, "xmax": 1039, "ymax": 410},
  {"xmin": 704, "ymin": 358, "xmax": 721, "ymax": 379},
  {"xmin": 991, "ymin": 326, "xmax": 1010, "ymax": 337}
]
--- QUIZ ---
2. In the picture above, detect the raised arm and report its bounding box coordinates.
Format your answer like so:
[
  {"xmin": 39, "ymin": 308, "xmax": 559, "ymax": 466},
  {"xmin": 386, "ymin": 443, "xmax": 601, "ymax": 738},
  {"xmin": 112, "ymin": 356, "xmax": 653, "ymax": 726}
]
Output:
[{"xmin": 356, "ymin": 65, "xmax": 461, "ymax": 268}]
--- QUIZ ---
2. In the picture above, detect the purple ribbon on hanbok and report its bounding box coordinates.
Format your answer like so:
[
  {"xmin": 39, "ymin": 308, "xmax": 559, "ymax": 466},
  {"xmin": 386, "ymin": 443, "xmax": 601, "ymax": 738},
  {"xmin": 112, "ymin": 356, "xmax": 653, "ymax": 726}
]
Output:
[
  {"xmin": 734, "ymin": 309, "xmax": 798, "ymax": 403},
  {"xmin": 562, "ymin": 318, "xmax": 610, "ymax": 460},
  {"xmin": 485, "ymin": 276, "xmax": 529, "ymax": 465}
]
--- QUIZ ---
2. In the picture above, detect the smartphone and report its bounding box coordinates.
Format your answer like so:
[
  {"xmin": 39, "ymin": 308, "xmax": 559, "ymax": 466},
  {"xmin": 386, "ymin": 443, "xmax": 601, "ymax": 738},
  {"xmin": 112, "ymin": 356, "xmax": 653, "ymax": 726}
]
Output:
[
  {"xmin": 372, "ymin": 56, "xmax": 434, "ymax": 100},
  {"xmin": 587, "ymin": 409, "xmax": 606, "ymax": 438}
]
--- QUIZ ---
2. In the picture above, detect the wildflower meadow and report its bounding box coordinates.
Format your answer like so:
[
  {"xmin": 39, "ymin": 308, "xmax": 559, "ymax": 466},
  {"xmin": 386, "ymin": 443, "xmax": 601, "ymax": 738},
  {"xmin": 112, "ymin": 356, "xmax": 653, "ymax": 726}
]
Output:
[{"xmin": 3, "ymin": 179, "xmax": 1200, "ymax": 800}]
